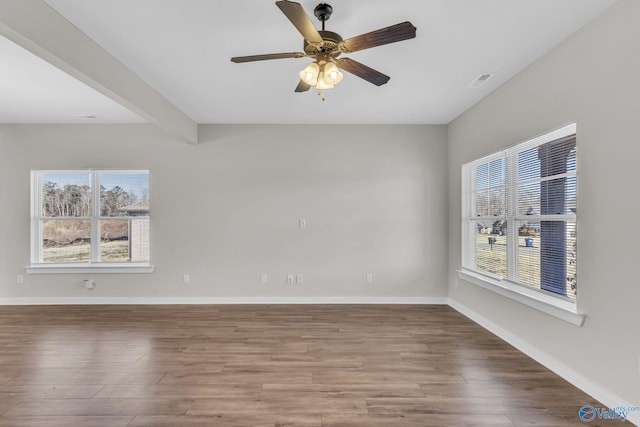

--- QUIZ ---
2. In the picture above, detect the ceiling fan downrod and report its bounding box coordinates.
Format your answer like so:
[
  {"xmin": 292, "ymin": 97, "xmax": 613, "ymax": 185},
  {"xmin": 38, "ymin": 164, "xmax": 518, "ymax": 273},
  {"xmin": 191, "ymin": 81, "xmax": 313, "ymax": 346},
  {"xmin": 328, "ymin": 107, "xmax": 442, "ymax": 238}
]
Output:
[{"xmin": 314, "ymin": 3, "xmax": 333, "ymax": 31}]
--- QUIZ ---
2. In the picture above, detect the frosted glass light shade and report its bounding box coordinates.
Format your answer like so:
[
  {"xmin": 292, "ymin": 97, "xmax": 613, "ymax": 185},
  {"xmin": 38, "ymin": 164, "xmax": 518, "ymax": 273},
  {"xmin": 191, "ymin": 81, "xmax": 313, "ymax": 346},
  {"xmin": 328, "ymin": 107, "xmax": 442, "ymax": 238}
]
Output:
[
  {"xmin": 315, "ymin": 71, "xmax": 334, "ymax": 89},
  {"xmin": 323, "ymin": 62, "xmax": 343, "ymax": 85},
  {"xmin": 299, "ymin": 62, "xmax": 320, "ymax": 86}
]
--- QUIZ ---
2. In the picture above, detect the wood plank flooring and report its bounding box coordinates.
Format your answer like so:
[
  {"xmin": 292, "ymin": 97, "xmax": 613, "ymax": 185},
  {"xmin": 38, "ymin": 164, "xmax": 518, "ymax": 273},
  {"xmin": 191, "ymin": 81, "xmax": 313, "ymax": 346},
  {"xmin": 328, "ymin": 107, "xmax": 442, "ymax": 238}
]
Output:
[{"xmin": 0, "ymin": 304, "xmax": 603, "ymax": 426}]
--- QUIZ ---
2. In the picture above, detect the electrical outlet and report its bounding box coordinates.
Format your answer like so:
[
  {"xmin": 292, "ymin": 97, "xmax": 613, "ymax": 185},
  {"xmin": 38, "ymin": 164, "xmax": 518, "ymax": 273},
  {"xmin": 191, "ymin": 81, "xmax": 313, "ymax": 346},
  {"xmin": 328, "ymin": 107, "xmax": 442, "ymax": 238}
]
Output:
[
  {"xmin": 17, "ymin": 275, "xmax": 23, "ymax": 284},
  {"xmin": 287, "ymin": 274, "xmax": 294, "ymax": 284},
  {"xmin": 296, "ymin": 274, "xmax": 303, "ymax": 284},
  {"xmin": 84, "ymin": 279, "xmax": 95, "ymax": 289},
  {"xmin": 299, "ymin": 219, "xmax": 306, "ymax": 228},
  {"xmin": 261, "ymin": 274, "xmax": 268, "ymax": 284},
  {"xmin": 183, "ymin": 274, "xmax": 190, "ymax": 284},
  {"xmin": 366, "ymin": 273, "xmax": 374, "ymax": 284}
]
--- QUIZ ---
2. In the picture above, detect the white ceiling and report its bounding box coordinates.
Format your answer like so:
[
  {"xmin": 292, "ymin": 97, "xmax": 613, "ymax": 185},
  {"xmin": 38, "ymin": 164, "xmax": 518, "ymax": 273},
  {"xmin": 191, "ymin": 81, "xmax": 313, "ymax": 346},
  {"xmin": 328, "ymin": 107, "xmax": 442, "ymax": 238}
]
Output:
[
  {"xmin": 1, "ymin": 0, "xmax": 618, "ymax": 125},
  {"xmin": 0, "ymin": 35, "xmax": 144, "ymax": 123}
]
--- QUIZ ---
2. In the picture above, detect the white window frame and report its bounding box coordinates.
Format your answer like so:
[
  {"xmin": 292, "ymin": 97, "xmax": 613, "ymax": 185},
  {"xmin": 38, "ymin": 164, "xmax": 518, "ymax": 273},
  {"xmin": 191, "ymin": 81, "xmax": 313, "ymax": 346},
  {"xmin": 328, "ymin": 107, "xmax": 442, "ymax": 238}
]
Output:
[
  {"xmin": 26, "ymin": 169, "xmax": 154, "ymax": 274},
  {"xmin": 459, "ymin": 124, "xmax": 584, "ymax": 326}
]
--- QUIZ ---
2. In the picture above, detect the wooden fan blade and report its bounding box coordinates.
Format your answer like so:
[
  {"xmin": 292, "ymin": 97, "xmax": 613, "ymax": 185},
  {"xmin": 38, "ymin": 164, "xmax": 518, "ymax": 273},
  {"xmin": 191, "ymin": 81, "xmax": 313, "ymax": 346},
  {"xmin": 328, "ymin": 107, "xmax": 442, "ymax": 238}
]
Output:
[
  {"xmin": 231, "ymin": 52, "xmax": 305, "ymax": 63},
  {"xmin": 337, "ymin": 58, "xmax": 390, "ymax": 86},
  {"xmin": 340, "ymin": 21, "xmax": 416, "ymax": 53},
  {"xmin": 295, "ymin": 79, "xmax": 311, "ymax": 92},
  {"xmin": 276, "ymin": 1, "xmax": 323, "ymax": 43}
]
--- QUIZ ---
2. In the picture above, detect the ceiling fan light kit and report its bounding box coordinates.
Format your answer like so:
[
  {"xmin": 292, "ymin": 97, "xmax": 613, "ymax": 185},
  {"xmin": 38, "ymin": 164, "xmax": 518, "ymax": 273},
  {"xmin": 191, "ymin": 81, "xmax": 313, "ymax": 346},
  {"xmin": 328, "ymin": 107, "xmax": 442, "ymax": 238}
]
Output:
[
  {"xmin": 299, "ymin": 53, "xmax": 343, "ymax": 100},
  {"xmin": 230, "ymin": 0, "xmax": 416, "ymax": 100}
]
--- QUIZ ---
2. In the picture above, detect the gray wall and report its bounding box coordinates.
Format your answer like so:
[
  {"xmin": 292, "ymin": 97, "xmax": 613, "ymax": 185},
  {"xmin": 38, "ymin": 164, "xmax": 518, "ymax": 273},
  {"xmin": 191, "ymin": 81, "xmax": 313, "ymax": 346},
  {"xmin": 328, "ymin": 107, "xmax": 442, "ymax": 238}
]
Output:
[
  {"xmin": 0, "ymin": 123, "xmax": 448, "ymax": 301},
  {"xmin": 448, "ymin": 0, "xmax": 639, "ymax": 407}
]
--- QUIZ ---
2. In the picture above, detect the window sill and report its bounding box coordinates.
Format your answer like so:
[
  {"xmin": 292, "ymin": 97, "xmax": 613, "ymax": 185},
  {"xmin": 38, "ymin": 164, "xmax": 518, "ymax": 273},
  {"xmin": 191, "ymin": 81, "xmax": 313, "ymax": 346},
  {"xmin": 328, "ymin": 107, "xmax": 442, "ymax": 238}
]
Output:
[
  {"xmin": 457, "ymin": 269, "xmax": 585, "ymax": 326},
  {"xmin": 25, "ymin": 263, "xmax": 154, "ymax": 274}
]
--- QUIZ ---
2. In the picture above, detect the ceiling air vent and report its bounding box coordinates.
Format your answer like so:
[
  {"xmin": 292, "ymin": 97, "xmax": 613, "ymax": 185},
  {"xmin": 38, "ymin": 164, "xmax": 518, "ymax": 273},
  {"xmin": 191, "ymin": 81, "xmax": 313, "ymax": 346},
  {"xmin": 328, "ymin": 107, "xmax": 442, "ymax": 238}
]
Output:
[{"xmin": 468, "ymin": 73, "xmax": 495, "ymax": 88}]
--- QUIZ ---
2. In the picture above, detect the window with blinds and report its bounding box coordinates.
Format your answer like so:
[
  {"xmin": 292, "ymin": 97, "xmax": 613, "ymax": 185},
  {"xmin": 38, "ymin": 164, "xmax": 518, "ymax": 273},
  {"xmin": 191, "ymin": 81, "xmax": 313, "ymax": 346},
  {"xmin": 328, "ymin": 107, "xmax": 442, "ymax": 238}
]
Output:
[{"xmin": 462, "ymin": 124, "xmax": 577, "ymax": 301}]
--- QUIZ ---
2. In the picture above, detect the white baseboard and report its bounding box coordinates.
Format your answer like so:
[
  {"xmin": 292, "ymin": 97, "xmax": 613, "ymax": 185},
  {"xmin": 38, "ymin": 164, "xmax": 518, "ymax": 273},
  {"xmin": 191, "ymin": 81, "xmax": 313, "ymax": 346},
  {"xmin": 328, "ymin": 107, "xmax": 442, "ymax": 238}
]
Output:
[
  {"xmin": 0, "ymin": 296, "xmax": 450, "ymax": 305},
  {"xmin": 449, "ymin": 299, "xmax": 639, "ymax": 426}
]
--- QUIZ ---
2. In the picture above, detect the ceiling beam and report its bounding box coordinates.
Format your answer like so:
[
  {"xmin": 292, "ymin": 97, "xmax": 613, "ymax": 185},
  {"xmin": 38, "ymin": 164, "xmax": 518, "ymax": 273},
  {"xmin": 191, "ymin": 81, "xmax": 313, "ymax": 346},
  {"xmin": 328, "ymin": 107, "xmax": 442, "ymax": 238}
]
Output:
[{"xmin": 0, "ymin": 0, "xmax": 198, "ymax": 143}]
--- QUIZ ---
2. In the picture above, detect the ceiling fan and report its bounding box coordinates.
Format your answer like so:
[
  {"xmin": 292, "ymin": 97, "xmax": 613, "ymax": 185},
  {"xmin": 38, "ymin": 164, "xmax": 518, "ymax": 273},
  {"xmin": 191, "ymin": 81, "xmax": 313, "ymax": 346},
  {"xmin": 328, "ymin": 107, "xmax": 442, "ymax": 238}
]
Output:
[{"xmin": 230, "ymin": 1, "xmax": 416, "ymax": 100}]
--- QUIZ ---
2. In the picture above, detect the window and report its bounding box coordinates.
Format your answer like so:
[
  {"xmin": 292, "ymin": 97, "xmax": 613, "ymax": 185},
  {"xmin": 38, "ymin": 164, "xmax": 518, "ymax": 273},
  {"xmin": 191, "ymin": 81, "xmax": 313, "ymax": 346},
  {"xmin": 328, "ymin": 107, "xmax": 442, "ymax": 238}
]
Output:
[
  {"xmin": 29, "ymin": 170, "xmax": 151, "ymax": 272},
  {"xmin": 461, "ymin": 124, "xmax": 577, "ymax": 304}
]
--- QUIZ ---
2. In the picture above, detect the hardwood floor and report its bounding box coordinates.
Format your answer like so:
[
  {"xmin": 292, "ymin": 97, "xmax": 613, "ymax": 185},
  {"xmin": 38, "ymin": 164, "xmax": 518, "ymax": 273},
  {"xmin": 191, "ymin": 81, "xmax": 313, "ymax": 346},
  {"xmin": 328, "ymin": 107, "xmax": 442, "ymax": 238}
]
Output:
[{"xmin": 0, "ymin": 304, "xmax": 603, "ymax": 426}]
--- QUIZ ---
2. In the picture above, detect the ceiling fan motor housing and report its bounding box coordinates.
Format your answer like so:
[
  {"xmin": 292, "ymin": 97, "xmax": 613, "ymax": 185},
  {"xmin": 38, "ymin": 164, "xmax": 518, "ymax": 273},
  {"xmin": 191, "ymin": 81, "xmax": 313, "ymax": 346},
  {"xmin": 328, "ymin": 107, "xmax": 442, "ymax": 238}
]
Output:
[{"xmin": 304, "ymin": 30, "xmax": 343, "ymax": 55}]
